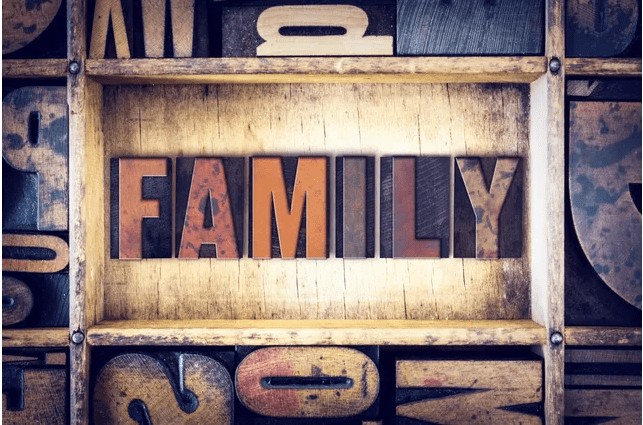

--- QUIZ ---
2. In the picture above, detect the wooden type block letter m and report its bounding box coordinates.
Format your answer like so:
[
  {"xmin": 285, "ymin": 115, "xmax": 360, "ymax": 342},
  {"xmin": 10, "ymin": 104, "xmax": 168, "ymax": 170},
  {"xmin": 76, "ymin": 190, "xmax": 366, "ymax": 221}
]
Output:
[
  {"xmin": 251, "ymin": 157, "xmax": 328, "ymax": 259},
  {"xmin": 110, "ymin": 158, "xmax": 172, "ymax": 259}
]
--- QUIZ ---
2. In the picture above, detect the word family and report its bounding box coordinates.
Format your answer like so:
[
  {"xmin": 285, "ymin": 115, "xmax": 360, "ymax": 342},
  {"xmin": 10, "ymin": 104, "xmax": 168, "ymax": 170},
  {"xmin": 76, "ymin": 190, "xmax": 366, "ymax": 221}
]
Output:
[{"xmin": 111, "ymin": 155, "xmax": 523, "ymax": 260}]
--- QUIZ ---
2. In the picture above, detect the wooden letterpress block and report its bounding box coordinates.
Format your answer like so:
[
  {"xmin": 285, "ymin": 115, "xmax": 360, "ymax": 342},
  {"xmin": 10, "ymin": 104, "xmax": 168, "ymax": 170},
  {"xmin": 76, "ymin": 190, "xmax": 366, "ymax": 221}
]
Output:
[
  {"xmin": 454, "ymin": 157, "xmax": 523, "ymax": 259},
  {"xmin": 396, "ymin": 360, "xmax": 543, "ymax": 424},
  {"xmin": 569, "ymin": 102, "xmax": 641, "ymax": 309},
  {"xmin": 93, "ymin": 352, "xmax": 233, "ymax": 424},
  {"xmin": 175, "ymin": 157, "xmax": 244, "ymax": 259},
  {"xmin": 567, "ymin": 0, "xmax": 640, "ymax": 57},
  {"xmin": 2, "ymin": 234, "xmax": 69, "ymax": 273},
  {"xmin": 2, "ymin": 87, "xmax": 68, "ymax": 231},
  {"xmin": 397, "ymin": 0, "xmax": 544, "ymax": 55},
  {"xmin": 380, "ymin": 157, "xmax": 449, "ymax": 258},
  {"xmin": 2, "ymin": 273, "xmax": 69, "ymax": 327},
  {"xmin": 3, "ymin": 353, "xmax": 67, "ymax": 424},
  {"xmin": 565, "ymin": 348, "xmax": 642, "ymax": 423},
  {"xmin": 222, "ymin": 2, "xmax": 394, "ymax": 57},
  {"xmin": 336, "ymin": 157, "xmax": 375, "ymax": 258},
  {"xmin": 110, "ymin": 158, "xmax": 173, "ymax": 259},
  {"xmin": 235, "ymin": 347, "xmax": 379, "ymax": 418},
  {"xmin": 250, "ymin": 157, "xmax": 328, "ymax": 259},
  {"xmin": 2, "ymin": 0, "xmax": 62, "ymax": 54}
]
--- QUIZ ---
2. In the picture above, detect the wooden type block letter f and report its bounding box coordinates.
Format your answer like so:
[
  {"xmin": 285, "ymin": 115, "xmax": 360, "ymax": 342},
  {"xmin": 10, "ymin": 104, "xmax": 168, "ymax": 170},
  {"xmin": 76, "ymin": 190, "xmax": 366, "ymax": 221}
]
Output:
[
  {"xmin": 251, "ymin": 157, "xmax": 328, "ymax": 259},
  {"xmin": 110, "ymin": 158, "xmax": 172, "ymax": 259}
]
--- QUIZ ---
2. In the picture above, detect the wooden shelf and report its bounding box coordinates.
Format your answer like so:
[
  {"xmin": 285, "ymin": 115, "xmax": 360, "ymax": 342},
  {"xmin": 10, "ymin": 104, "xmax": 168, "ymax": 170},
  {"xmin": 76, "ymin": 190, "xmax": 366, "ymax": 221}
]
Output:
[
  {"xmin": 566, "ymin": 58, "xmax": 642, "ymax": 77},
  {"xmin": 565, "ymin": 326, "xmax": 642, "ymax": 346},
  {"xmin": 85, "ymin": 56, "xmax": 547, "ymax": 84},
  {"xmin": 2, "ymin": 328, "xmax": 70, "ymax": 348},
  {"xmin": 2, "ymin": 59, "xmax": 68, "ymax": 79},
  {"xmin": 86, "ymin": 319, "xmax": 547, "ymax": 346}
]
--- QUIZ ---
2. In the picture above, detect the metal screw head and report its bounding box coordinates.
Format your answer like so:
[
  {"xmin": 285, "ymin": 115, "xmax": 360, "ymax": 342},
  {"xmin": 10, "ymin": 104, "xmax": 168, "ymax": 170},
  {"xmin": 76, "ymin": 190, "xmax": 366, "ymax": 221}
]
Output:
[
  {"xmin": 550, "ymin": 331, "xmax": 563, "ymax": 345},
  {"xmin": 71, "ymin": 330, "xmax": 85, "ymax": 344},
  {"xmin": 68, "ymin": 61, "xmax": 81, "ymax": 75},
  {"xmin": 549, "ymin": 57, "xmax": 561, "ymax": 74}
]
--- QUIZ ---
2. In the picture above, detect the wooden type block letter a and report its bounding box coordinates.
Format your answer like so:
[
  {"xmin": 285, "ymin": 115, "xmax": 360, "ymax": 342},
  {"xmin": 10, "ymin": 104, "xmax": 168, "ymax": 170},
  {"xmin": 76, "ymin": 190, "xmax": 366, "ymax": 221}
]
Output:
[
  {"xmin": 251, "ymin": 157, "xmax": 328, "ymax": 259},
  {"xmin": 381, "ymin": 157, "xmax": 450, "ymax": 258},
  {"xmin": 110, "ymin": 158, "xmax": 172, "ymax": 259},
  {"xmin": 2, "ymin": 87, "xmax": 69, "ymax": 231},
  {"xmin": 175, "ymin": 157, "xmax": 244, "ymax": 259}
]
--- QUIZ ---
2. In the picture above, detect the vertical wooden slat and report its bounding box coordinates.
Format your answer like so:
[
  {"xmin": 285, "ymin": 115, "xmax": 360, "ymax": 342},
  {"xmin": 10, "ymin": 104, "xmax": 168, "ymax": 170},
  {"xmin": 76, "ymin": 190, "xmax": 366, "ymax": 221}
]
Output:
[{"xmin": 530, "ymin": 0, "xmax": 565, "ymax": 423}]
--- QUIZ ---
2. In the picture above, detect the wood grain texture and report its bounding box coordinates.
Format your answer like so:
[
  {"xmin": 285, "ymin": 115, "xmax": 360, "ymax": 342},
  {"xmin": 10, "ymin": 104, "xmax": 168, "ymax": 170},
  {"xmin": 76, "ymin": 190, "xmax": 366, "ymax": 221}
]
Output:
[
  {"xmin": 566, "ymin": 58, "xmax": 642, "ymax": 77},
  {"xmin": 2, "ymin": 369, "xmax": 66, "ymax": 424},
  {"xmin": 93, "ymin": 353, "xmax": 233, "ymax": 424},
  {"xmin": 2, "ymin": 328, "xmax": 69, "ymax": 347},
  {"xmin": 100, "ymin": 83, "xmax": 530, "ymax": 322},
  {"xmin": 2, "ymin": 86, "xmax": 69, "ymax": 231},
  {"xmin": 565, "ymin": 348, "xmax": 642, "ymax": 363},
  {"xmin": 565, "ymin": 326, "xmax": 642, "ymax": 346},
  {"xmin": 2, "ymin": 0, "xmax": 63, "ymax": 54},
  {"xmin": 397, "ymin": 0, "xmax": 544, "ymax": 55},
  {"xmin": 2, "ymin": 234, "xmax": 69, "ymax": 273},
  {"xmin": 2, "ymin": 59, "xmax": 68, "ymax": 78},
  {"xmin": 89, "ymin": 0, "xmax": 131, "ymax": 58},
  {"xmin": 396, "ymin": 360, "xmax": 542, "ymax": 424},
  {"xmin": 85, "ymin": 57, "xmax": 547, "ymax": 84},
  {"xmin": 236, "ymin": 347, "xmax": 378, "ymax": 417},
  {"xmin": 565, "ymin": 389, "xmax": 641, "ymax": 418},
  {"xmin": 2, "ymin": 276, "xmax": 33, "ymax": 326},
  {"xmin": 86, "ymin": 319, "xmax": 547, "ymax": 346}
]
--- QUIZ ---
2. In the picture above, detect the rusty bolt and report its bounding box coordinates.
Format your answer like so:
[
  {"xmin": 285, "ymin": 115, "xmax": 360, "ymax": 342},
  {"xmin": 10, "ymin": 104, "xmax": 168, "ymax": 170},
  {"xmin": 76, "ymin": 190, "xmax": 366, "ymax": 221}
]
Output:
[
  {"xmin": 69, "ymin": 61, "xmax": 81, "ymax": 75},
  {"xmin": 550, "ymin": 331, "xmax": 563, "ymax": 345},
  {"xmin": 71, "ymin": 330, "xmax": 85, "ymax": 344},
  {"xmin": 549, "ymin": 57, "xmax": 561, "ymax": 74}
]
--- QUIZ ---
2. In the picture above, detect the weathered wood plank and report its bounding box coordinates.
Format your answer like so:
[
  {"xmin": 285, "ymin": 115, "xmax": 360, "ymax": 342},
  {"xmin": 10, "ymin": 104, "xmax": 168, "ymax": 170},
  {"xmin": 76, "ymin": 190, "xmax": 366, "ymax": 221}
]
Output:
[
  {"xmin": 2, "ymin": 59, "xmax": 68, "ymax": 78},
  {"xmin": 2, "ymin": 328, "xmax": 69, "ymax": 347},
  {"xmin": 566, "ymin": 58, "xmax": 642, "ymax": 77},
  {"xmin": 565, "ymin": 327, "xmax": 643, "ymax": 346}
]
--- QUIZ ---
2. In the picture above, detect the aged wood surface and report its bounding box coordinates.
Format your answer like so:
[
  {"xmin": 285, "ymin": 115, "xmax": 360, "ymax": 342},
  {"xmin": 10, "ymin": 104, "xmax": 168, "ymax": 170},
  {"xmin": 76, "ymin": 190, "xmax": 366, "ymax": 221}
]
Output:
[
  {"xmin": 2, "ymin": 59, "xmax": 68, "ymax": 78},
  {"xmin": 2, "ymin": 369, "xmax": 66, "ymax": 424},
  {"xmin": 86, "ymin": 319, "xmax": 547, "ymax": 346},
  {"xmin": 2, "ymin": 234, "xmax": 69, "ymax": 273},
  {"xmin": 2, "ymin": 328, "xmax": 69, "ymax": 347},
  {"xmin": 396, "ymin": 360, "xmax": 542, "ymax": 424},
  {"xmin": 2, "ymin": 0, "xmax": 62, "ymax": 54},
  {"xmin": 2, "ymin": 86, "xmax": 69, "ymax": 231},
  {"xmin": 565, "ymin": 348, "xmax": 642, "ymax": 363},
  {"xmin": 566, "ymin": 58, "xmax": 642, "ymax": 76},
  {"xmin": 566, "ymin": 389, "xmax": 641, "ymax": 418},
  {"xmin": 93, "ymin": 353, "xmax": 233, "ymax": 424},
  {"xmin": 141, "ymin": 0, "xmax": 194, "ymax": 57},
  {"xmin": 236, "ymin": 347, "xmax": 378, "ymax": 417},
  {"xmin": 569, "ymin": 102, "xmax": 642, "ymax": 309},
  {"xmin": 565, "ymin": 326, "xmax": 643, "ymax": 346},
  {"xmin": 397, "ymin": 0, "xmax": 544, "ymax": 56},
  {"xmin": 100, "ymin": 83, "xmax": 530, "ymax": 321},
  {"xmin": 2, "ymin": 276, "xmax": 34, "ymax": 326},
  {"xmin": 85, "ymin": 57, "xmax": 547, "ymax": 84},
  {"xmin": 89, "ymin": 0, "xmax": 130, "ymax": 58}
]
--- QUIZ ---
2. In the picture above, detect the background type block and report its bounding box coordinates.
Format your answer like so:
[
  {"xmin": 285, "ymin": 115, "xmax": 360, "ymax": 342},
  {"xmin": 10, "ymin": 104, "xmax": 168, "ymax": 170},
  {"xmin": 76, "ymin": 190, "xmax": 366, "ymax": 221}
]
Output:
[
  {"xmin": 380, "ymin": 157, "xmax": 449, "ymax": 258},
  {"xmin": 2, "ymin": 276, "xmax": 33, "ymax": 326},
  {"xmin": 175, "ymin": 157, "xmax": 244, "ymax": 259},
  {"xmin": 222, "ymin": 1, "xmax": 394, "ymax": 57},
  {"xmin": 396, "ymin": 360, "xmax": 543, "ymax": 424},
  {"xmin": 250, "ymin": 157, "xmax": 328, "ymax": 259},
  {"xmin": 1, "ymin": 273, "xmax": 69, "ymax": 328},
  {"xmin": 110, "ymin": 158, "xmax": 173, "ymax": 259},
  {"xmin": 569, "ymin": 102, "xmax": 642, "ymax": 309},
  {"xmin": 2, "ymin": 0, "xmax": 63, "ymax": 54},
  {"xmin": 396, "ymin": 0, "xmax": 544, "ymax": 55},
  {"xmin": 454, "ymin": 157, "xmax": 523, "ymax": 259},
  {"xmin": 2, "ymin": 234, "xmax": 69, "ymax": 273},
  {"xmin": 236, "ymin": 346, "xmax": 379, "ymax": 418},
  {"xmin": 2, "ymin": 87, "xmax": 68, "ymax": 231},
  {"xmin": 336, "ymin": 157, "xmax": 375, "ymax": 258},
  {"xmin": 2, "ymin": 352, "xmax": 67, "ymax": 425},
  {"xmin": 566, "ymin": 0, "xmax": 640, "ymax": 57},
  {"xmin": 93, "ymin": 352, "xmax": 233, "ymax": 424}
]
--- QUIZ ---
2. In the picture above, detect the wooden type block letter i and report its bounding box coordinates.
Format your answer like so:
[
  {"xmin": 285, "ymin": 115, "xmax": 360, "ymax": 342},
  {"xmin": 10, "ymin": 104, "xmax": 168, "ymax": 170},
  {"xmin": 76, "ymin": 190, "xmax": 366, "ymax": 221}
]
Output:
[
  {"xmin": 110, "ymin": 158, "xmax": 172, "ymax": 259},
  {"xmin": 175, "ymin": 157, "xmax": 244, "ymax": 259},
  {"xmin": 381, "ymin": 157, "xmax": 450, "ymax": 258},
  {"xmin": 251, "ymin": 157, "xmax": 328, "ymax": 259}
]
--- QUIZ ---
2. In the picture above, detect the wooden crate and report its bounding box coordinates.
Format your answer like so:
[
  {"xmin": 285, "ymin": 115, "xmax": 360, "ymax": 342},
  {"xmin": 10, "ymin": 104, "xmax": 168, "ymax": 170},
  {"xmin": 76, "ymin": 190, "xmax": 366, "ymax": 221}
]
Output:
[{"xmin": 2, "ymin": 0, "xmax": 641, "ymax": 423}]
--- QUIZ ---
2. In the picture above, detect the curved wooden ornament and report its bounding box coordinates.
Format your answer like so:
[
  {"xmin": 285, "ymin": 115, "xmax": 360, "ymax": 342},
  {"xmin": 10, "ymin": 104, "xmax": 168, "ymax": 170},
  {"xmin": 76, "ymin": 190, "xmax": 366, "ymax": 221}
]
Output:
[
  {"xmin": 569, "ymin": 102, "xmax": 642, "ymax": 309},
  {"xmin": 2, "ymin": 234, "xmax": 68, "ymax": 273},
  {"xmin": 2, "ymin": 276, "xmax": 34, "ymax": 326},
  {"xmin": 2, "ymin": 0, "xmax": 62, "ymax": 54},
  {"xmin": 93, "ymin": 353, "xmax": 233, "ymax": 424},
  {"xmin": 235, "ymin": 346, "xmax": 379, "ymax": 418}
]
